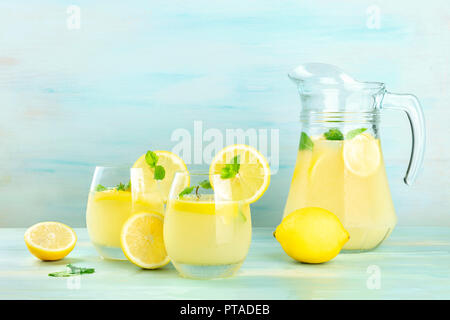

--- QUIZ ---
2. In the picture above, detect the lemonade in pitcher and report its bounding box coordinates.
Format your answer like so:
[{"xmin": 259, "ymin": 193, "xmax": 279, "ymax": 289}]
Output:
[
  {"xmin": 283, "ymin": 130, "xmax": 396, "ymax": 250},
  {"xmin": 283, "ymin": 63, "xmax": 425, "ymax": 251}
]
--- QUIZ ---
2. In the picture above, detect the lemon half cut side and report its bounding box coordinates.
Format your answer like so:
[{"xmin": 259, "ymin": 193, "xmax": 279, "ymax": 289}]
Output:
[
  {"xmin": 120, "ymin": 212, "xmax": 169, "ymax": 269},
  {"xmin": 24, "ymin": 222, "xmax": 77, "ymax": 261}
]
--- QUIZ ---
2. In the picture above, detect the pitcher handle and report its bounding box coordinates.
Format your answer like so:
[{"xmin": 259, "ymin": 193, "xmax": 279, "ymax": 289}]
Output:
[{"xmin": 383, "ymin": 92, "xmax": 426, "ymax": 185}]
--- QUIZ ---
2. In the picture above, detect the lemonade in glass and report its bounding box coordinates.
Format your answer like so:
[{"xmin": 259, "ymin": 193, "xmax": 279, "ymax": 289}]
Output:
[
  {"xmin": 86, "ymin": 166, "xmax": 164, "ymax": 260},
  {"xmin": 164, "ymin": 172, "xmax": 252, "ymax": 279}
]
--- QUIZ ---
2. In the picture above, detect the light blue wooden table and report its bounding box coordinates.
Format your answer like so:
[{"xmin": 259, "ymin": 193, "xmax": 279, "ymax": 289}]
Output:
[{"xmin": 1, "ymin": 227, "xmax": 449, "ymax": 300}]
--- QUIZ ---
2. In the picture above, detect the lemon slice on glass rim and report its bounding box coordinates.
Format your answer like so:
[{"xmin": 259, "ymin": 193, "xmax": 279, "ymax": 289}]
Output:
[
  {"xmin": 132, "ymin": 150, "xmax": 189, "ymax": 202},
  {"xmin": 209, "ymin": 144, "xmax": 271, "ymax": 203}
]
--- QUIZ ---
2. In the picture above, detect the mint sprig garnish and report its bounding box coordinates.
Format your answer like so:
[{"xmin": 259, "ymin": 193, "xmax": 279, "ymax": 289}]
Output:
[
  {"xmin": 179, "ymin": 186, "xmax": 195, "ymax": 198},
  {"xmin": 145, "ymin": 150, "xmax": 166, "ymax": 181},
  {"xmin": 95, "ymin": 180, "xmax": 131, "ymax": 192},
  {"xmin": 115, "ymin": 182, "xmax": 126, "ymax": 191},
  {"xmin": 299, "ymin": 132, "xmax": 314, "ymax": 151},
  {"xmin": 49, "ymin": 264, "xmax": 95, "ymax": 277},
  {"xmin": 114, "ymin": 180, "xmax": 131, "ymax": 191},
  {"xmin": 154, "ymin": 165, "xmax": 165, "ymax": 180},
  {"xmin": 95, "ymin": 184, "xmax": 107, "ymax": 192},
  {"xmin": 178, "ymin": 179, "xmax": 212, "ymax": 199},
  {"xmin": 199, "ymin": 179, "xmax": 212, "ymax": 189},
  {"xmin": 324, "ymin": 128, "xmax": 344, "ymax": 140},
  {"xmin": 346, "ymin": 128, "xmax": 367, "ymax": 140},
  {"xmin": 220, "ymin": 155, "xmax": 240, "ymax": 179}
]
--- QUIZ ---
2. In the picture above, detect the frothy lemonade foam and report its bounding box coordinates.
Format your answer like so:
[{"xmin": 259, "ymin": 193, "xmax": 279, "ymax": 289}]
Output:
[{"xmin": 283, "ymin": 133, "xmax": 396, "ymax": 251}]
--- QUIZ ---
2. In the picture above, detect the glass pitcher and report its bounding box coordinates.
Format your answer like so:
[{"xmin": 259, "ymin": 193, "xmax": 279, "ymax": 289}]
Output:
[{"xmin": 283, "ymin": 63, "xmax": 425, "ymax": 252}]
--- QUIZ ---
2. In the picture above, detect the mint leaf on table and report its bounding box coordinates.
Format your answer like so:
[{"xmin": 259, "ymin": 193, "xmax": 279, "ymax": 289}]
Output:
[
  {"xmin": 179, "ymin": 186, "xmax": 195, "ymax": 198},
  {"xmin": 154, "ymin": 165, "xmax": 165, "ymax": 180},
  {"xmin": 49, "ymin": 264, "xmax": 95, "ymax": 277},
  {"xmin": 220, "ymin": 155, "xmax": 240, "ymax": 179},
  {"xmin": 67, "ymin": 264, "xmax": 95, "ymax": 275},
  {"xmin": 324, "ymin": 128, "xmax": 344, "ymax": 140},
  {"xmin": 95, "ymin": 184, "xmax": 107, "ymax": 192},
  {"xmin": 48, "ymin": 271, "xmax": 73, "ymax": 277},
  {"xmin": 299, "ymin": 132, "xmax": 314, "ymax": 151},
  {"xmin": 346, "ymin": 128, "xmax": 367, "ymax": 140},
  {"xmin": 145, "ymin": 150, "xmax": 159, "ymax": 168}
]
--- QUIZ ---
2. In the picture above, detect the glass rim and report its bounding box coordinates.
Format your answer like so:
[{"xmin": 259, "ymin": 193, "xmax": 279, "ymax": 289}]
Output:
[
  {"xmin": 93, "ymin": 166, "xmax": 151, "ymax": 170},
  {"xmin": 174, "ymin": 170, "xmax": 267, "ymax": 178}
]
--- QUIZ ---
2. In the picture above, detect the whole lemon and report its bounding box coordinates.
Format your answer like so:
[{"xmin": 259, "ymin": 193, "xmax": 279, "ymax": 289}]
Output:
[{"xmin": 274, "ymin": 207, "xmax": 349, "ymax": 264}]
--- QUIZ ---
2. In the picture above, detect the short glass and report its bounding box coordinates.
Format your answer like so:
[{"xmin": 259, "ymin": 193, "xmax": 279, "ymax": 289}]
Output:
[
  {"xmin": 86, "ymin": 166, "xmax": 164, "ymax": 260},
  {"xmin": 164, "ymin": 172, "xmax": 252, "ymax": 279}
]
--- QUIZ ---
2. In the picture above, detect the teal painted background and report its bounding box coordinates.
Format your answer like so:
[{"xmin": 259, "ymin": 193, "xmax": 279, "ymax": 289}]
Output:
[{"xmin": 0, "ymin": 0, "xmax": 449, "ymax": 227}]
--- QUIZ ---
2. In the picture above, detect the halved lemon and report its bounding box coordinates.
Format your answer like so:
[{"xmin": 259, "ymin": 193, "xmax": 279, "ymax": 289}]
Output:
[
  {"xmin": 343, "ymin": 133, "xmax": 381, "ymax": 177},
  {"xmin": 24, "ymin": 222, "xmax": 77, "ymax": 261},
  {"xmin": 120, "ymin": 212, "xmax": 169, "ymax": 269},
  {"xmin": 132, "ymin": 150, "xmax": 189, "ymax": 202},
  {"xmin": 209, "ymin": 144, "xmax": 270, "ymax": 203}
]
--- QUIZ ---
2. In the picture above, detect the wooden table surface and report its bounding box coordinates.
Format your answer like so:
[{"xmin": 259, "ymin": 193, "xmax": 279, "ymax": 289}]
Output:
[{"xmin": 1, "ymin": 227, "xmax": 449, "ymax": 300}]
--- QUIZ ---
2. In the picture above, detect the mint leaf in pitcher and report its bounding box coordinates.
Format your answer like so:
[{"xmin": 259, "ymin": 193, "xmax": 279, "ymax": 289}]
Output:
[
  {"xmin": 299, "ymin": 132, "xmax": 314, "ymax": 151},
  {"xmin": 324, "ymin": 128, "xmax": 344, "ymax": 140},
  {"xmin": 346, "ymin": 128, "xmax": 367, "ymax": 140}
]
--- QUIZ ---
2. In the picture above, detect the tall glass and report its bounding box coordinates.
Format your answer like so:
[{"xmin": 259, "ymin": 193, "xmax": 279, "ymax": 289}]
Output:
[
  {"xmin": 86, "ymin": 166, "xmax": 164, "ymax": 260},
  {"xmin": 164, "ymin": 172, "xmax": 252, "ymax": 279}
]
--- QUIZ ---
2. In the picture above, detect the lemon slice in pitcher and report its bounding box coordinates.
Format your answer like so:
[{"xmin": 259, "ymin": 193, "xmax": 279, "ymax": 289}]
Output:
[
  {"xmin": 343, "ymin": 133, "xmax": 381, "ymax": 177},
  {"xmin": 121, "ymin": 212, "xmax": 169, "ymax": 269},
  {"xmin": 133, "ymin": 150, "xmax": 189, "ymax": 202},
  {"xmin": 209, "ymin": 144, "xmax": 270, "ymax": 203}
]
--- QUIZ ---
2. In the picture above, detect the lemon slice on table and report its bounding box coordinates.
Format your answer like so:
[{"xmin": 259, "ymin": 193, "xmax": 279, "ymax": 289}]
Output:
[
  {"xmin": 209, "ymin": 144, "xmax": 270, "ymax": 203},
  {"xmin": 24, "ymin": 222, "xmax": 77, "ymax": 261},
  {"xmin": 120, "ymin": 212, "xmax": 169, "ymax": 269},
  {"xmin": 132, "ymin": 150, "xmax": 189, "ymax": 202},
  {"xmin": 343, "ymin": 132, "xmax": 381, "ymax": 177}
]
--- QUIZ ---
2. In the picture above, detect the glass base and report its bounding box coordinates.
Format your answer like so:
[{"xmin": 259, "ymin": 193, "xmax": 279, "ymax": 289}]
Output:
[
  {"xmin": 171, "ymin": 261, "xmax": 243, "ymax": 279},
  {"xmin": 92, "ymin": 243, "xmax": 127, "ymax": 260}
]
